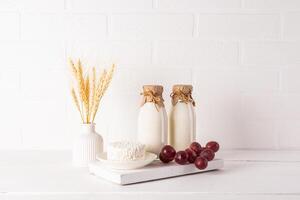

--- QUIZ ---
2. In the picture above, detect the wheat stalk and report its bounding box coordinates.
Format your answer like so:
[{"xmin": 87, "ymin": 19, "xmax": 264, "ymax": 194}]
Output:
[
  {"xmin": 91, "ymin": 69, "xmax": 106, "ymax": 122},
  {"xmin": 85, "ymin": 75, "xmax": 90, "ymax": 123},
  {"xmin": 92, "ymin": 64, "xmax": 115, "ymax": 122},
  {"xmin": 76, "ymin": 59, "xmax": 89, "ymax": 121},
  {"xmin": 102, "ymin": 64, "xmax": 115, "ymax": 93},
  {"xmin": 68, "ymin": 58, "xmax": 77, "ymax": 77},
  {"xmin": 71, "ymin": 88, "xmax": 84, "ymax": 122},
  {"xmin": 90, "ymin": 67, "xmax": 96, "ymax": 121},
  {"xmin": 68, "ymin": 58, "xmax": 115, "ymax": 124}
]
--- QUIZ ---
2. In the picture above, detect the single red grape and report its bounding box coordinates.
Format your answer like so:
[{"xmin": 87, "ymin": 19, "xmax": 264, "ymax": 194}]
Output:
[
  {"xmin": 160, "ymin": 145, "xmax": 176, "ymax": 161},
  {"xmin": 195, "ymin": 157, "xmax": 208, "ymax": 170},
  {"xmin": 185, "ymin": 148, "xmax": 197, "ymax": 163},
  {"xmin": 200, "ymin": 148, "xmax": 215, "ymax": 161},
  {"xmin": 206, "ymin": 141, "xmax": 219, "ymax": 153},
  {"xmin": 159, "ymin": 153, "xmax": 171, "ymax": 163},
  {"xmin": 189, "ymin": 142, "xmax": 202, "ymax": 156},
  {"xmin": 175, "ymin": 151, "xmax": 188, "ymax": 165}
]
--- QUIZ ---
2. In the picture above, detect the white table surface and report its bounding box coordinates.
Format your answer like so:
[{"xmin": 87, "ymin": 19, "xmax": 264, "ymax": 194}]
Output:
[{"xmin": 0, "ymin": 150, "xmax": 300, "ymax": 200}]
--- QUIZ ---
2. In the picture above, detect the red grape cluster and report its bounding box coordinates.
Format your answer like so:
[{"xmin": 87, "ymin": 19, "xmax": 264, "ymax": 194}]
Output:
[{"xmin": 159, "ymin": 141, "xmax": 220, "ymax": 170}]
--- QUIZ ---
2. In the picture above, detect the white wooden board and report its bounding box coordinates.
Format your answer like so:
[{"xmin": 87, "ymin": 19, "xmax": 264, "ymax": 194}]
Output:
[{"xmin": 89, "ymin": 159, "xmax": 224, "ymax": 185}]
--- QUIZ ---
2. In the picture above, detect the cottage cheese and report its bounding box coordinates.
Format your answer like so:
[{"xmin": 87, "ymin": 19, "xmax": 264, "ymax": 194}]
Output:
[{"xmin": 107, "ymin": 141, "xmax": 146, "ymax": 161}]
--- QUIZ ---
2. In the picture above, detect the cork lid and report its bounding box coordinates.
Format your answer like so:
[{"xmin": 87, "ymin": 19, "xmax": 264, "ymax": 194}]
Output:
[
  {"xmin": 143, "ymin": 85, "xmax": 164, "ymax": 95},
  {"xmin": 171, "ymin": 84, "xmax": 195, "ymax": 106},
  {"xmin": 172, "ymin": 84, "xmax": 193, "ymax": 94},
  {"xmin": 141, "ymin": 85, "xmax": 164, "ymax": 108}
]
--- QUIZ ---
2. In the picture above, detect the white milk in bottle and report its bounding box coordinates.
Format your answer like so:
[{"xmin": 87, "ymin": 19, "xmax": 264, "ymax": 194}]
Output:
[
  {"xmin": 137, "ymin": 85, "xmax": 168, "ymax": 155},
  {"xmin": 169, "ymin": 85, "xmax": 196, "ymax": 150}
]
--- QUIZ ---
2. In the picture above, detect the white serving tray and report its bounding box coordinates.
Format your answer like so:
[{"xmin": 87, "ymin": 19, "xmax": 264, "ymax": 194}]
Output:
[{"xmin": 89, "ymin": 158, "xmax": 224, "ymax": 185}]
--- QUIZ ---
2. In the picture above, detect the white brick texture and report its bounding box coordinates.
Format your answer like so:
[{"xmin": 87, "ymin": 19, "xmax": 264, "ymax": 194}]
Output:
[
  {"xmin": 21, "ymin": 13, "xmax": 107, "ymax": 40},
  {"xmin": 242, "ymin": 42, "xmax": 300, "ymax": 65},
  {"xmin": 198, "ymin": 14, "xmax": 280, "ymax": 39},
  {"xmin": 0, "ymin": 0, "xmax": 299, "ymax": 150},
  {"xmin": 281, "ymin": 66, "xmax": 300, "ymax": 92},
  {"xmin": 66, "ymin": 41, "xmax": 152, "ymax": 65},
  {"xmin": 111, "ymin": 14, "xmax": 194, "ymax": 39},
  {"xmin": 244, "ymin": 0, "xmax": 300, "ymax": 10},
  {"xmin": 154, "ymin": 41, "xmax": 239, "ymax": 65},
  {"xmin": 21, "ymin": 13, "xmax": 64, "ymax": 40},
  {"xmin": 66, "ymin": 0, "xmax": 153, "ymax": 11},
  {"xmin": 0, "ymin": 0, "xmax": 64, "ymax": 11},
  {"xmin": 0, "ymin": 41, "xmax": 65, "ymax": 69},
  {"xmin": 283, "ymin": 12, "xmax": 300, "ymax": 39},
  {"xmin": 0, "ymin": 13, "xmax": 19, "ymax": 40},
  {"xmin": 158, "ymin": 0, "xmax": 241, "ymax": 10},
  {"xmin": 193, "ymin": 69, "xmax": 279, "ymax": 92}
]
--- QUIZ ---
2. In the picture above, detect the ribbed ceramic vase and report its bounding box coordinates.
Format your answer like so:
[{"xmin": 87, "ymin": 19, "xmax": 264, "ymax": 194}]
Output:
[{"xmin": 72, "ymin": 123, "xmax": 103, "ymax": 167}]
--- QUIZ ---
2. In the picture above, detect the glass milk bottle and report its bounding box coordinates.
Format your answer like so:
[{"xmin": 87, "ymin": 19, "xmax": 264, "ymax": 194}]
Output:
[
  {"xmin": 138, "ymin": 85, "xmax": 168, "ymax": 155},
  {"xmin": 169, "ymin": 85, "xmax": 196, "ymax": 150}
]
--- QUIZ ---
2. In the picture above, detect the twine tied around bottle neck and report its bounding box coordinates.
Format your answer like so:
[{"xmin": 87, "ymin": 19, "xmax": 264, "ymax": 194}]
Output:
[
  {"xmin": 170, "ymin": 85, "xmax": 195, "ymax": 106},
  {"xmin": 140, "ymin": 85, "xmax": 164, "ymax": 111}
]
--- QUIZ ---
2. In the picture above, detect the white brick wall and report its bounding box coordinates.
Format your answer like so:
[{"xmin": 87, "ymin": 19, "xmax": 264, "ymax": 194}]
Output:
[
  {"xmin": 243, "ymin": 0, "xmax": 300, "ymax": 10},
  {"xmin": 242, "ymin": 41, "xmax": 300, "ymax": 65},
  {"xmin": 197, "ymin": 14, "xmax": 280, "ymax": 39},
  {"xmin": 154, "ymin": 41, "xmax": 239, "ymax": 65},
  {"xmin": 111, "ymin": 14, "xmax": 194, "ymax": 39},
  {"xmin": 157, "ymin": 0, "xmax": 241, "ymax": 10},
  {"xmin": 66, "ymin": 0, "xmax": 153, "ymax": 11},
  {"xmin": 0, "ymin": 0, "xmax": 300, "ymax": 150},
  {"xmin": 283, "ymin": 12, "xmax": 300, "ymax": 39},
  {"xmin": 0, "ymin": 12, "xmax": 19, "ymax": 40}
]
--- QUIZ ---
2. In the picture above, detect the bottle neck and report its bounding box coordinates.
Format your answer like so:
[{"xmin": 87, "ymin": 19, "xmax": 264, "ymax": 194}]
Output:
[{"xmin": 81, "ymin": 123, "xmax": 96, "ymax": 134}]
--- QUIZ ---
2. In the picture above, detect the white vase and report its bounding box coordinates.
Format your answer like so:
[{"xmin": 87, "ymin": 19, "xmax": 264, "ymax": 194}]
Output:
[{"xmin": 72, "ymin": 123, "xmax": 103, "ymax": 167}]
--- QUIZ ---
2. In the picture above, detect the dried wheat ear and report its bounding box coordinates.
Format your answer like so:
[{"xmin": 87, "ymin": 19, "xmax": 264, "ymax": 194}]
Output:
[{"xmin": 68, "ymin": 58, "xmax": 115, "ymax": 123}]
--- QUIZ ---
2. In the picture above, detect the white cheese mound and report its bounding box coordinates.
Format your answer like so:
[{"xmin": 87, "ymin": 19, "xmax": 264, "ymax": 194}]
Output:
[{"xmin": 107, "ymin": 141, "xmax": 146, "ymax": 161}]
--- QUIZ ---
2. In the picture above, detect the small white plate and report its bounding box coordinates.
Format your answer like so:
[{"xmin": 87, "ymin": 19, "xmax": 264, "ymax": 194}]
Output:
[{"xmin": 96, "ymin": 152, "xmax": 157, "ymax": 170}]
